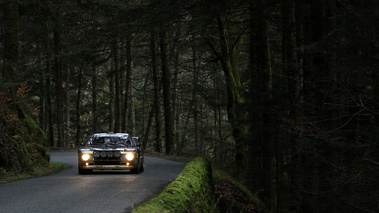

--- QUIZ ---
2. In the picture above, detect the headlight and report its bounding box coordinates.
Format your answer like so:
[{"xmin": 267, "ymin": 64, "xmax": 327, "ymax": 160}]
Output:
[
  {"xmin": 82, "ymin": 154, "xmax": 90, "ymax": 161},
  {"xmin": 126, "ymin": 153, "xmax": 134, "ymax": 161}
]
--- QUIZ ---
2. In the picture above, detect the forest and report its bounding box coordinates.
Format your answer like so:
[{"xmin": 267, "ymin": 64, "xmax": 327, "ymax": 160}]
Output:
[{"xmin": 1, "ymin": 0, "xmax": 379, "ymax": 212}]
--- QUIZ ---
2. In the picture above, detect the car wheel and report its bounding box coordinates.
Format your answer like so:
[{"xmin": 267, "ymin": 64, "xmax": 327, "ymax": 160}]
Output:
[
  {"xmin": 130, "ymin": 167, "xmax": 139, "ymax": 174},
  {"xmin": 139, "ymin": 163, "xmax": 144, "ymax": 172}
]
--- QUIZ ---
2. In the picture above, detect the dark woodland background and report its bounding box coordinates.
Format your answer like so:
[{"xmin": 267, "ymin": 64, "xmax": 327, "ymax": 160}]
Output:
[{"xmin": 1, "ymin": 0, "xmax": 379, "ymax": 212}]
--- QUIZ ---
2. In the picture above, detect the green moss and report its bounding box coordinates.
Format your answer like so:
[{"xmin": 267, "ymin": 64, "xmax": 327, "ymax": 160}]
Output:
[
  {"xmin": 20, "ymin": 113, "xmax": 35, "ymax": 134},
  {"xmin": 133, "ymin": 157, "xmax": 216, "ymax": 213},
  {"xmin": 1, "ymin": 103, "xmax": 49, "ymax": 173}
]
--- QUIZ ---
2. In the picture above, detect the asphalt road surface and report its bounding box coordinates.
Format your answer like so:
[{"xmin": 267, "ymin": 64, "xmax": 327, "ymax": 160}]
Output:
[{"xmin": 0, "ymin": 152, "xmax": 186, "ymax": 213}]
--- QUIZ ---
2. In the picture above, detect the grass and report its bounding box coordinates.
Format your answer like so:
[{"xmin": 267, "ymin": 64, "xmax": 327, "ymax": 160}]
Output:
[{"xmin": 0, "ymin": 162, "xmax": 69, "ymax": 183}]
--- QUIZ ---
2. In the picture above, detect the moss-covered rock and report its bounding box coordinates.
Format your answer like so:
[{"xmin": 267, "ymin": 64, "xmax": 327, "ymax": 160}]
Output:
[
  {"xmin": 0, "ymin": 99, "xmax": 49, "ymax": 173},
  {"xmin": 133, "ymin": 157, "xmax": 216, "ymax": 213}
]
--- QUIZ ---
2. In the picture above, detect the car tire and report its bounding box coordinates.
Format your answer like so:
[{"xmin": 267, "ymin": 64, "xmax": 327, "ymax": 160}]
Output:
[
  {"xmin": 140, "ymin": 163, "xmax": 144, "ymax": 172},
  {"xmin": 130, "ymin": 167, "xmax": 139, "ymax": 174}
]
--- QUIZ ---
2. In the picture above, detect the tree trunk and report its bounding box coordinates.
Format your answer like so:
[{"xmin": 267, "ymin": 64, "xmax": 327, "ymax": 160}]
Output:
[
  {"xmin": 192, "ymin": 45, "xmax": 199, "ymax": 155},
  {"xmin": 128, "ymin": 60, "xmax": 135, "ymax": 136},
  {"xmin": 46, "ymin": 59, "xmax": 54, "ymax": 147},
  {"xmin": 122, "ymin": 37, "xmax": 131, "ymax": 133},
  {"xmin": 283, "ymin": 0, "xmax": 303, "ymax": 212},
  {"xmin": 113, "ymin": 39, "xmax": 121, "ymax": 133},
  {"xmin": 75, "ymin": 63, "xmax": 83, "ymax": 146},
  {"xmin": 172, "ymin": 23, "xmax": 181, "ymax": 154},
  {"xmin": 256, "ymin": 0, "xmax": 273, "ymax": 209},
  {"xmin": 143, "ymin": 105, "xmax": 154, "ymax": 149},
  {"xmin": 92, "ymin": 64, "xmax": 98, "ymax": 133},
  {"xmin": 109, "ymin": 63, "xmax": 115, "ymax": 132},
  {"xmin": 151, "ymin": 30, "xmax": 162, "ymax": 153},
  {"xmin": 205, "ymin": 13, "xmax": 246, "ymax": 176},
  {"xmin": 64, "ymin": 65, "xmax": 70, "ymax": 147},
  {"xmin": 54, "ymin": 28, "xmax": 63, "ymax": 147},
  {"xmin": 159, "ymin": 30, "xmax": 174, "ymax": 155}
]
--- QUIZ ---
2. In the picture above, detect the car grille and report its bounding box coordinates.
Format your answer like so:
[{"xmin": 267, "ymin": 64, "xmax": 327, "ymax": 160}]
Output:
[{"xmin": 93, "ymin": 151, "xmax": 121, "ymax": 159}]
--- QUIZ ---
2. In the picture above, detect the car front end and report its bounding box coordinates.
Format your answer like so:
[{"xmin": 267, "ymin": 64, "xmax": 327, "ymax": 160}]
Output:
[
  {"xmin": 78, "ymin": 133, "xmax": 144, "ymax": 174},
  {"xmin": 78, "ymin": 148, "xmax": 140, "ymax": 171}
]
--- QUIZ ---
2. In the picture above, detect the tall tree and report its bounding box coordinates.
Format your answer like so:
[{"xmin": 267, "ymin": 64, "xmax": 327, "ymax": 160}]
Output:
[
  {"xmin": 92, "ymin": 65, "xmax": 98, "ymax": 133},
  {"xmin": 54, "ymin": 24, "xmax": 64, "ymax": 147},
  {"xmin": 122, "ymin": 37, "xmax": 130, "ymax": 133},
  {"xmin": 109, "ymin": 63, "xmax": 115, "ymax": 132},
  {"xmin": 203, "ymin": 7, "xmax": 247, "ymax": 175},
  {"xmin": 151, "ymin": 30, "xmax": 162, "ymax": 153},
  {"xmin": 160, "ymin": 30, "xmax": 174, "ymax": 155},
  {"xmin": 257, "ymin": 0, "xmax": 274, "ymax": 209},
  {"xmin": 75, "ymin": 63, "xmax": 83, "ymax": 146},
  {"xmin": 113, "ymin": 39, "xmax": 121, "ymax": 133},
  {"xmin": 127, "ymin": 37, "xmax": 136, "ymax": 135}
]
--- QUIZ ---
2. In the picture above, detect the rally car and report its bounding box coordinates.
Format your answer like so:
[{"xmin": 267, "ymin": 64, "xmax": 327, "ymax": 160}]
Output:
[{"xmin": 78, "ymin": 132, "xmax": 144, "ymax": 174}]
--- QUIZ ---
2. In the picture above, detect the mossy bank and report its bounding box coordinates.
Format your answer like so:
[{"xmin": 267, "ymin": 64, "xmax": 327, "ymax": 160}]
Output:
[
  {"xmin": 0, "ymin": 99, "xmax": 50, "ymax": 173},
  {"xmin": 133, "ymin": 157, "xmax": 216, "ymax": 212}
]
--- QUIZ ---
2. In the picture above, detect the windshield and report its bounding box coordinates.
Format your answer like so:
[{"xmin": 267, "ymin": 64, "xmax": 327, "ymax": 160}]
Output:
[{"xmin": 88, "ymin": 136, "xmax": 132, "ymax": 146}]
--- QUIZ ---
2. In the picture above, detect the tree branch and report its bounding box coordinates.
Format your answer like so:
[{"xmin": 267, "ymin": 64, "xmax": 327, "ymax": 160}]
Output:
[
  {"xmin": 201, "ymin": 35, "xmax": 222, "ymax": 61},
  {"xmin": 363, "ymin": 158, "xmax": 379, "ymax": 166}
]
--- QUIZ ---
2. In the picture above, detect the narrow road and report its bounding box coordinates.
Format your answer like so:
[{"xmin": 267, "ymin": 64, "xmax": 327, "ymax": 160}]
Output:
[{"xmin": 0, "ymin": 152, "xmax": 186, "ymax": 213}]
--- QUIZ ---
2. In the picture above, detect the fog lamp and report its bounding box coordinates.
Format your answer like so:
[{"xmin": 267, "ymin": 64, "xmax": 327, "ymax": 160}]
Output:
[
  {"xmin": 114, "ymin": 151, "xmax": 121, "ymax": 158},
  {"xmin": 107, "ymin": 152, "xmax": 113, "ymax": 157},
  {"xmin": 94, "ymin": 151, "xmax": 100, "ymax": 158},
  {"xmin": 101, "ymin": 152, "xmax": 107, "ymax": 157}
]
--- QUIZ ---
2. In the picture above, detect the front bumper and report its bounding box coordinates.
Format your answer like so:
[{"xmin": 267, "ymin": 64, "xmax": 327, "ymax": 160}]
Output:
[
  {"xmin": 79, "ymin": 164, "xmax": 138, "ymax": 170},
  {"xmin": 78, "ymin": 150, "xmax": 140, "ymax": 170}
]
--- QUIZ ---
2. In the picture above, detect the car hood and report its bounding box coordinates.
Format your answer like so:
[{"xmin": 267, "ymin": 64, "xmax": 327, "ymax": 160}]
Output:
[{"xmin": 81, "ymin": 144, "xmax": 136, "ymax": 151}]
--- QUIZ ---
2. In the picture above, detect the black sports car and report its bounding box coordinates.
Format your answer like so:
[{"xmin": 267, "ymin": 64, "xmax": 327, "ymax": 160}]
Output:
[{"xmin": 78, "ymin": 132, "xmax": 144, "ymax": 174}]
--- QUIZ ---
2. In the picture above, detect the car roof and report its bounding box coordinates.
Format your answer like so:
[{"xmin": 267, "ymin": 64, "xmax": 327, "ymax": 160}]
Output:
[{"xmin": 92, "ymin": 132, "xmax": 130, "ymax": 138}]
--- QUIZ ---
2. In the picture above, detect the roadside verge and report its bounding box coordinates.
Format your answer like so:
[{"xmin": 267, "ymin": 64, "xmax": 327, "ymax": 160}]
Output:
[{"xmin": 133, "ymin": 156, "xmax": 216, "ymax": 212}]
